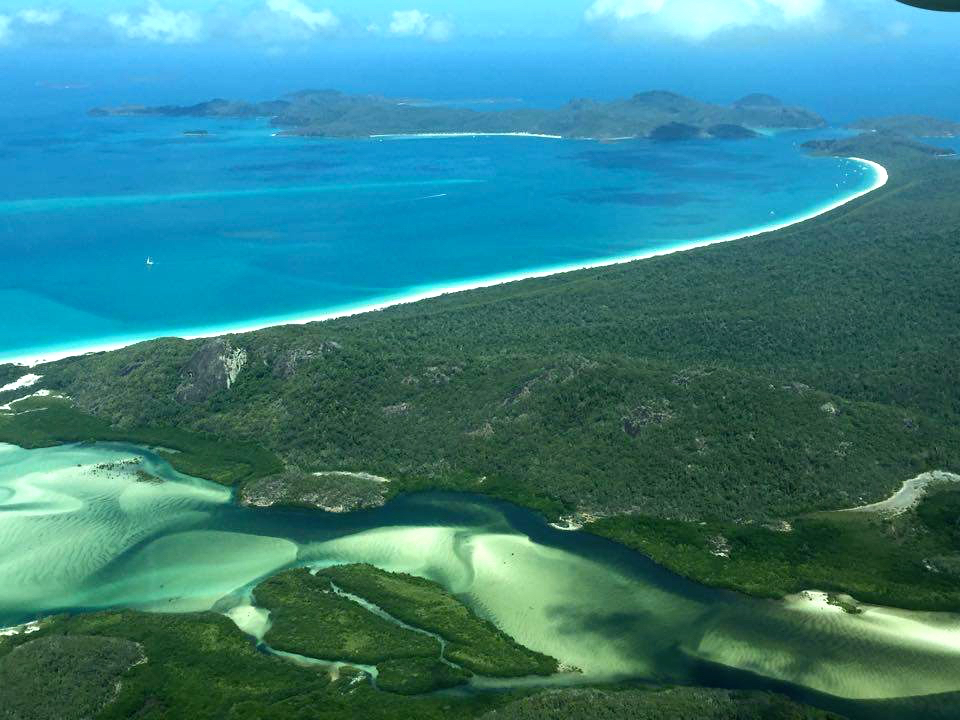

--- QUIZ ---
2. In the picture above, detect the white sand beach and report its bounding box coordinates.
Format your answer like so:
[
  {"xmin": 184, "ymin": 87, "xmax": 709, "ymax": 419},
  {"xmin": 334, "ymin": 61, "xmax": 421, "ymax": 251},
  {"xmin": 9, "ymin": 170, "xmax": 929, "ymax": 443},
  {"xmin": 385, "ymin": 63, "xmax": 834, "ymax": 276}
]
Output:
[
  {"xmin": 0, "ymin": 374, "xmax": 42, "ymax": 393},
  {"xmin": 370, "ymin": 132, "xmax": 564, "ymax": 139},
  {"xmin": 1, "ymin": 157, "xmax": 888, "ymax": 368}
]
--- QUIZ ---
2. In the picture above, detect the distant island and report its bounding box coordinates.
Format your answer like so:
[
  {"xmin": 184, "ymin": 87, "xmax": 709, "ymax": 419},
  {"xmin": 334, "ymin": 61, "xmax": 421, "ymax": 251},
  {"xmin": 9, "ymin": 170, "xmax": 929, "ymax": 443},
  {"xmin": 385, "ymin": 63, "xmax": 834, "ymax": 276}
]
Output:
[
  {"xmin": 802, "ymin": 130, "xmax": 957, "ymax": 157},
  {"xmin": 848, "ymin": 114, "xmax": 960, "ymax": 137},
  {"xmin": 89, "ymin": 89, "xmax": 827, "ymax": 141}
]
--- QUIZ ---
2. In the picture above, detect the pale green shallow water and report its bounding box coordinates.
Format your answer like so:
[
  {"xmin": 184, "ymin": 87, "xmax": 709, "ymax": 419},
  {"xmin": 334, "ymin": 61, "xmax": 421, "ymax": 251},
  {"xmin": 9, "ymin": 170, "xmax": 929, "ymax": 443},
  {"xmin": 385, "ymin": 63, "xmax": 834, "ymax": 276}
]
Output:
[{"xmin": 3, "ymin": 442, "xmax": 960, "ymax": 714}]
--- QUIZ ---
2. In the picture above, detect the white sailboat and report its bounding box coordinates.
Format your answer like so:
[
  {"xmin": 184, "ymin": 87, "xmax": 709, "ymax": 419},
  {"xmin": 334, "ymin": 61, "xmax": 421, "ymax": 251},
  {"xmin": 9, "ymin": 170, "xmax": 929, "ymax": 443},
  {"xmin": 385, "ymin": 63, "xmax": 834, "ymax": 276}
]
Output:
[{"xmin": 146, "ymin": 257, "xmax": 154, "ymax": 267}]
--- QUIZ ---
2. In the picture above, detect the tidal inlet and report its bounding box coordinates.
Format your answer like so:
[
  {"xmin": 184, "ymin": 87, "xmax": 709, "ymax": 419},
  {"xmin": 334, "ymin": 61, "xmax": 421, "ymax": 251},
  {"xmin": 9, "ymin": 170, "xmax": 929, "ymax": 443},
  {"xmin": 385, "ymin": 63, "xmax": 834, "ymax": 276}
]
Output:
[{"xmin": 3, "ymin": 442, "xmax": 960, "ymax": 703}]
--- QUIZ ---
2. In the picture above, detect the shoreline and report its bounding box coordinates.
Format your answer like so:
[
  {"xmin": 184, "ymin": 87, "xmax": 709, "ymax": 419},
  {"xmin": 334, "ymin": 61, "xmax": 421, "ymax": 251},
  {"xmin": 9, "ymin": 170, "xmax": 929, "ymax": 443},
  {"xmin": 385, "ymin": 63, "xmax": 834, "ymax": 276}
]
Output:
[
  {"xmin": 369, "ymin": 132, "xmax": 564, "ymax": 139},
  {"xmin": 0, "ymin": 157, "xmax": 888, "ymax": 368}
]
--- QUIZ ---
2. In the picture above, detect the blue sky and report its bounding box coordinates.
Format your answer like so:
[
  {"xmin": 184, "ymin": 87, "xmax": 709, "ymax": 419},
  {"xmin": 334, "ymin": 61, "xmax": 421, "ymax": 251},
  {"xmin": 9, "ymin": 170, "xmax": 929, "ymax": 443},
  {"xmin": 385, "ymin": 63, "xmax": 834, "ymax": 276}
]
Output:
[
  {"xmin": 1, "ymin": 1, "xmax": 958, "ymax": 124},
  {"xmin": 1, "ymin": 1, "xmax": 957, "ymax": 46}
]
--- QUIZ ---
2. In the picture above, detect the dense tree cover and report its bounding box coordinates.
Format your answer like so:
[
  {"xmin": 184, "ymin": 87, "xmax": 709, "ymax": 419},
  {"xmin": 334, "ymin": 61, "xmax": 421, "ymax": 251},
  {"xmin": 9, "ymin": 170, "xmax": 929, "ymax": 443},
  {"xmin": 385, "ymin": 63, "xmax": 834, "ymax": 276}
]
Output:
[
  {"xmin": 916, "ymin": 489, "xmax": 960, "ymax": 544},
  {"xmin": 0, "ymin": 635, "xmax": 143, "ymax": 720},
  {"xmin": 0, "ymin": 397, "xmax": 281, "ymax": 486},
  {"xmin": 319, "ymin": 564, "xmax": 558, "ymax": 676},
  {"xmin": 254, "ymin": 565, "xmax": 555, "ymax": 693},
  {"xmin": 376, "ymin": 657, "xmax": 471, "ymax": 695},
  {"xmin": 590, "ymin": 486, "xmax": 960, "ymax": 611},
  {"xmin": 0, "ymin": 365, "xmax": 19, "ymax": 388},
  {"xmin": 478, "ymin": 687, "xmax": 842, "ymax": 720},
  {"xmin": 0, "ymin": 612, "xmax": 511, "ymax": 720},
  {"xmin": 255, "ymin": 569, "xmax": 441, "ymax": 666},
  {"xmin": 0, "ymin": 611, "xmax": 842, "ymax": 720},
  {"xmin": 9, "ymin": 137, "xmax": 959, "ymax": 526}
]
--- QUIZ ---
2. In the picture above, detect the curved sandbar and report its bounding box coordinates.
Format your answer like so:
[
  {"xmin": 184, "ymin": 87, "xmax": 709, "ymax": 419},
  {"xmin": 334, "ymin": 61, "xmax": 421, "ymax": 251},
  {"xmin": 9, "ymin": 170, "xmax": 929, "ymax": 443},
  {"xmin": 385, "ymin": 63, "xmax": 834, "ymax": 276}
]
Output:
[
  {"xmin": 2, "ymin": 157, "xmax": 888, "ymax": 368},
  {"xmin": 841, "ymin": 470, "xmax": 960, "ymax": 516}
]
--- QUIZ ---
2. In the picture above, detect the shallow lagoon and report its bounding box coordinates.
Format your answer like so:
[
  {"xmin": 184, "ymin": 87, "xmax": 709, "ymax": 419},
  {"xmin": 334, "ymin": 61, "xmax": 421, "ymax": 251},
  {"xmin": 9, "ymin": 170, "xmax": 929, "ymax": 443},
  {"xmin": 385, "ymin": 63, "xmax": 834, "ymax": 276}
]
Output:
[
  {"xmin": 3, "ymin": 441, "xmax": 960, "ymax": 718},
  {"xmin": 0, "ymin": 114, "xmax": 876, "ymax": 361}
]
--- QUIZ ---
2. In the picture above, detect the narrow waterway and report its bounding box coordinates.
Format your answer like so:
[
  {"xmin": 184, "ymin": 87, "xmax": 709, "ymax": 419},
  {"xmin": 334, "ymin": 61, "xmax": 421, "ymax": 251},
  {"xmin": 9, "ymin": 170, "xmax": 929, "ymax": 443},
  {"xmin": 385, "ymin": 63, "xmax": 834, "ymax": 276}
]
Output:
[{"xmin": 2, "ymin": 442, "xmax": 960, "ymax": 719}]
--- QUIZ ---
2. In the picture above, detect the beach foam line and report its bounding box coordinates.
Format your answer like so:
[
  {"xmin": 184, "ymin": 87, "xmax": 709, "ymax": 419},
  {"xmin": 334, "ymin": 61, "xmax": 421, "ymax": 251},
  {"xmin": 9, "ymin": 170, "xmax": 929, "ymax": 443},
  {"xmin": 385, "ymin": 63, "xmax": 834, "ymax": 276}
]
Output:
[
  {"xmin": 0, "ymin": 178, "xmax": 483, "ymax": 215},
  {"xmin": 370, "ymin": 132, "xmax": 564, "ymax": 140},
  {"xmin": 1, "ymin": 157, "xmax": 887, "ymax": 368}
]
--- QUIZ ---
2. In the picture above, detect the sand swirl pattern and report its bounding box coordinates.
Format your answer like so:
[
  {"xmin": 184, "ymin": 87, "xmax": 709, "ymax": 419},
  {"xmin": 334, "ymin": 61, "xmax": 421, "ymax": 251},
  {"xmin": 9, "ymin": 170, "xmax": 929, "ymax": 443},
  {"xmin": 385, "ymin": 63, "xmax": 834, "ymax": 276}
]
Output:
[{"xmin": 3, "ymin": 442, "xmax": 960, "ymax": 703}]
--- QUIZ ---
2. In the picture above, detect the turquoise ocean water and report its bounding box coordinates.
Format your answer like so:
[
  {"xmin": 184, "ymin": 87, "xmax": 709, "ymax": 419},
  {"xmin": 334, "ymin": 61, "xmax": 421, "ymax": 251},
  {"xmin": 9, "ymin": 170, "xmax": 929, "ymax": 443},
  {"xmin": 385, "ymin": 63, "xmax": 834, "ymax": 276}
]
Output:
[{"xmin": 0, "ymin": 113, "xmax": 877, "ymax": 361}]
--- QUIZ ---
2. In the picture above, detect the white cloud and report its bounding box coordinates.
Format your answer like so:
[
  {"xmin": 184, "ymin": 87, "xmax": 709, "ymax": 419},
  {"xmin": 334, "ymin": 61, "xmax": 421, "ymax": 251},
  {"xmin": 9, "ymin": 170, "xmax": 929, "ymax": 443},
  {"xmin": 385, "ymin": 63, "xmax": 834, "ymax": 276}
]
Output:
[
  {"xmin": 0, "ymin": 15, "xmax": 11, "ymax": 44},
  {"xmin": 390, "ymin": 9, "xmax": 428, "ymax": 35},
  {"xmin": 18, "ymin": 9, "xmax": 62, "ymax": 26},
  {"xmin": 388, "ymin": 9, "xmax": 454, "ymax": 41},
  {"xmin": 109, "ymin": 2, "xmax": 202, "ymax": 44},
  {"xmin": 585, "ymin": 0, "xmax": 825, "ymax": 40},
  {"xmin": 586, "ymin": 0, "xmax": 666, "ymax": 22},
  {"xmin": 266, "ymin": 0, "xmax": 339, "ymax": 32}
]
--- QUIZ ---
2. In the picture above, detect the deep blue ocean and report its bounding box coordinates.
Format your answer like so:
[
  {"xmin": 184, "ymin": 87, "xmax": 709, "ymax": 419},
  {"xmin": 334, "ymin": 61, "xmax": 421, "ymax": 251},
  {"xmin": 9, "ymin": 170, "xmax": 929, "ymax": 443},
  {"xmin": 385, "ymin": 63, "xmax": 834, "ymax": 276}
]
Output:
[{"xmin": 0, "ymin": 96, "xmax": 877, "ymax": 362}]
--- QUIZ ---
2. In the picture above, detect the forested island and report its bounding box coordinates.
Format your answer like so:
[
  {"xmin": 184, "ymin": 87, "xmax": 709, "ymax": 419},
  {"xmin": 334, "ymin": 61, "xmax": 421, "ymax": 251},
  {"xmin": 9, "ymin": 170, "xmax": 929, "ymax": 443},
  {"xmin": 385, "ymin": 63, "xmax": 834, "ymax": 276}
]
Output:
[
  {"xmin": 88, "ymin": 89, "xmax": 826, "ymax": 140},
  {"xmin": 848, "ymin": 114, "xmax": 960, "ymax": 137}
]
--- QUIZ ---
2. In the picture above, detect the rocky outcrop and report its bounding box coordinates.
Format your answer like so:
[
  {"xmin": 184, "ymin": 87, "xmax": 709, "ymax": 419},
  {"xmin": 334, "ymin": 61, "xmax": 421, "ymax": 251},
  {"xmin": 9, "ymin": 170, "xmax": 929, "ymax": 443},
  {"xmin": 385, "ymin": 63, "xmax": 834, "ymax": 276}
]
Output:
[
  {"xmin": 252, "ymin": 340, "xmax": 341, "ymax": 379},
  {"xmin": 382, "ymin": 402, "xmax": 412, "ymax": 416},
  {"xmin": 820, "ymin": 401, "xmax": 840, "ymax": 416},
  {"xmin": 174, "ymin": 338, "xmax": 247, "ymax": 404},
  {"xmin": 623, "ymin": 400, "xmax": 675, "ymax": 437},
  {"xmin": 503, "ymin": 357, "xmax": 600, "ymax": 405},
  {"xmin": 467, "ymin": 422, "xmax": 496, "ymax": 439},
  {"xmin": 240, "ymin": 470, "xmax": 390, "ymax": 512},
  {"xmin": 399, "ymin": 364, "xmax": 462, "ymax": 386}
]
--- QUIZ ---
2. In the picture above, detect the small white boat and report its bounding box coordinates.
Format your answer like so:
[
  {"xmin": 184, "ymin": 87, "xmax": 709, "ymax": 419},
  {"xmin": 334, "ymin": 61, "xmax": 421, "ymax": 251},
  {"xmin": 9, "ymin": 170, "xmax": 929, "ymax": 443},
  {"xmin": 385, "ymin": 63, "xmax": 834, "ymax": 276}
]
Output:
[{"xmin": 146, "ymin": 257, "xmax": 154, "ymax": 267}]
